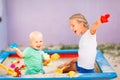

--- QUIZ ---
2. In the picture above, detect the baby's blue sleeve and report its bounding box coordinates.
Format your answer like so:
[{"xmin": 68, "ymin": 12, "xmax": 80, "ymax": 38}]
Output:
[
  {"xmin": 40, "ymin": 51, "xmax": 50, "ymax": 60},
  {"xmin": 23, "ymin": 47, "xmax": 32, "ymax": 58}
]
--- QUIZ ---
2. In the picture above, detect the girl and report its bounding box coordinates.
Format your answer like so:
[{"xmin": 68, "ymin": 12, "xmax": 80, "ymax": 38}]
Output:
[{"xmin": 58, "ymin": 13, "xmax": 110, "ymax": 73}]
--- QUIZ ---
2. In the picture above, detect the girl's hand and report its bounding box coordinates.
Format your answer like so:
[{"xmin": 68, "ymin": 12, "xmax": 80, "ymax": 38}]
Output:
[{"xmin": 57, "ymin": 61, "xmax": 71, "ymax": 69}]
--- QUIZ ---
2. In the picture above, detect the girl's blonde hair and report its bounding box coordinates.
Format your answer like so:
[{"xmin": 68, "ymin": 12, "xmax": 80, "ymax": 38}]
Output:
[{"xmin": 69, "ymin": 13, "xmax": 89, "ymax": 29}]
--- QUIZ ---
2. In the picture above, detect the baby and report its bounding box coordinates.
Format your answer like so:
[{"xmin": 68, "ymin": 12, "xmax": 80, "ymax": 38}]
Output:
[{"xmin": 11, "ymin": 31, "xmax": 50, "ymax": 75}]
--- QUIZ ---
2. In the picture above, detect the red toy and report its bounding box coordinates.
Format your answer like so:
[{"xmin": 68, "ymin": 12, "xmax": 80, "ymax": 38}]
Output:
[
  {"xmin": 20, "ymin": 65, "xmax": 26, "ymax": 70},
  {"xmin": 14, "ymin": 67, "xmax": 21, "ymax": 77},
  {"xmin": 100, "ymin": 13, "xmax": 110, "ymax": 23}
]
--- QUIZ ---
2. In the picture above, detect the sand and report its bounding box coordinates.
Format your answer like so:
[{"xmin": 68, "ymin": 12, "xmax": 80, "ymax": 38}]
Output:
[
  {"xmin": 0, "ymin": 54, "xmax": 119, "ymax": 79},
  {"xmin": 104, "ymin": 53, "xmax": 120, "ymax": 80}
]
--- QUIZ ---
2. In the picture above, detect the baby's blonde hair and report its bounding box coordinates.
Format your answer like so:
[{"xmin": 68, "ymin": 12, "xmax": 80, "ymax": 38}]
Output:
[
  {"xmin": 29, "ymin": 31, "xmax": 43, "ymax": 40},
  {"xmin": 69, "ymin": 13, "xmax": 89, "ymax": 29}
]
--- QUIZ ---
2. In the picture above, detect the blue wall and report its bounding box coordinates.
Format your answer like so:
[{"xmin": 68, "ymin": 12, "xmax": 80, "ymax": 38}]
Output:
[
  {"xmin": 0, "ymin": 0, "xmax": 8, "ymax": 51},
  {"xmin": 3, "ymin": 0, "xmax": 120, "ymax": 46},
  {"xmin": 5, "ymin": 0, "xmax": 120, "ymax": 46}
]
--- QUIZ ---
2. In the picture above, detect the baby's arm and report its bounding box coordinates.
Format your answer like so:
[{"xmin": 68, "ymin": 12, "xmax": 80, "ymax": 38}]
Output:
[
  {"xmin": 11, "ymin": 48, "xmax": 24, "ymax": 58},
  {"xmin": 90, "ymin": 14, "xmax": 110, "ymax": 35},
  {"xmin": 42, "ymin": 52, "xmax": 51, "ymax": 65}
]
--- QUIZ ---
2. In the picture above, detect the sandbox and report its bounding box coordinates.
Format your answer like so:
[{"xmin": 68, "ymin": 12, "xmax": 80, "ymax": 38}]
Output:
[{"xmin": 0, "ymin": 49, "xmax": 117, "ymax": 80}]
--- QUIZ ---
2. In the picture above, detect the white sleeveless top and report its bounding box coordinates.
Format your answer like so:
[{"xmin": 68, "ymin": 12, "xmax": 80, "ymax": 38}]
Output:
[{"xmin": 78, "ymin": 30, "xmax": 97, "ymax": 69}]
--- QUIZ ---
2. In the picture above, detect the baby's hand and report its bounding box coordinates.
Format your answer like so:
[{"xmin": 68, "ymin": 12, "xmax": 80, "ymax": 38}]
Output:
[
  {"xmin": 10, "ymin": 47, "xmax": 19, "ymax": 52},
  {"xmin": 43, "ymin": 59, "xmax": 51, "ymax": 66},
  {"xmin": 100, "ymin": 13, "xmax": 110, "ymax": 23}
]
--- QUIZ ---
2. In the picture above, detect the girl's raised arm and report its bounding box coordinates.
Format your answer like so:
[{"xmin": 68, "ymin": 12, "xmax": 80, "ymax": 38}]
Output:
[{"xmin": 90, "ymin": 14, "xmax": 110, "ymax": 35}]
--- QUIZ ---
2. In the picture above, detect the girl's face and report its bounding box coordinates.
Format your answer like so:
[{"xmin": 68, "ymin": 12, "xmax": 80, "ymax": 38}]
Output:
[
  {"xmin": 30, "ymin": 36, "xmax": 43, "ymax": 50},
  {"xmin": 69, "ymin": 19, "xmax": 84, "ymax": 35}
]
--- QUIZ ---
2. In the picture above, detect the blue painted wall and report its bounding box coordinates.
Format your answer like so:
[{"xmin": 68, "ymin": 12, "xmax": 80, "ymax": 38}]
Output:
[
  {"xmin": 4, "ymin": 0, "xmax": 120, "ymax": 46},
  {"xmin": 0, "ymin": 0, "xmax": 8, "ymax": 51}
]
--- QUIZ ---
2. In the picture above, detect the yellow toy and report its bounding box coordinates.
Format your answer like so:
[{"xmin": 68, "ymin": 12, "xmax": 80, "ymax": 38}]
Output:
[
  {"xmin": 12, "ymin": 59, "xmax": 20, "ymax": 64},
  {"xmin": 55, "ymin": 65, "xmax": 70, "ymax": 74},
  {"xmin": 51, "ymin": 53, "xmax": 60, "ymax": 60},
  {"xmin": 55, "ymin": 66, "xmax": 66, "ymax": 74},
  {"xmin": 0, "ymin": 64, "xmax": 17, "ymax": 77},
  {"xmin": 68, "ymin": 71, "xmax": 76, "ymax": 78}
]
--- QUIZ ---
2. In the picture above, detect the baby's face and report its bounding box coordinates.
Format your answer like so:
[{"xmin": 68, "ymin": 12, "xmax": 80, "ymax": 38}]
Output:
[
  {"xmin": 69, "ymin": 19, "xmax": 83, "ymax": 35},
  {"xmin": 30, "ymin": 35, "xmax": 43, "ymax": 50}
]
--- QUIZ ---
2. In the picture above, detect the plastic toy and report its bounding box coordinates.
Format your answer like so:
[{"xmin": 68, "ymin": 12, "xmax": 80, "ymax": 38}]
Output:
[
  {"xmin": 55, "ymin": 65, "xmax": 69, "ymax": 74},
  {"xmin": 9, "ymin": 43, "xmax": 18, "ymax": 48},
  {"xmin": 10, "ymin": 59, "xmax": 20, "ymax": 68},
  {"xmin": 0, "ymin": 64, "xmax": 17, "ymax": 77},
  {"xmin": 14, "ymin": 67, "xmax": 21, "ymax": 77},
  {"xmin": 51, "ymin": 53, "xmax": 60, "ymax": 60},
  {"xmin": 12, "ymin": 59, "xmax": 20, "ymax": 64},
  {"xmin": 10, "ymin": 64, "xmax": 16, "ymax": 68},
  {"xmin": 0, "ymin": 52, "xmax": 10, "ymax": 64},
  {"xmin": 20, "ymin": 65, "xmax": 26, "ymax": 70},
  {"xmin": 68, "ymin": 71, "xmax": 76, "ymax": 78},
  {"xmin": 100, "ymin": 13, "xmax": 110, "ymax": 23}
]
